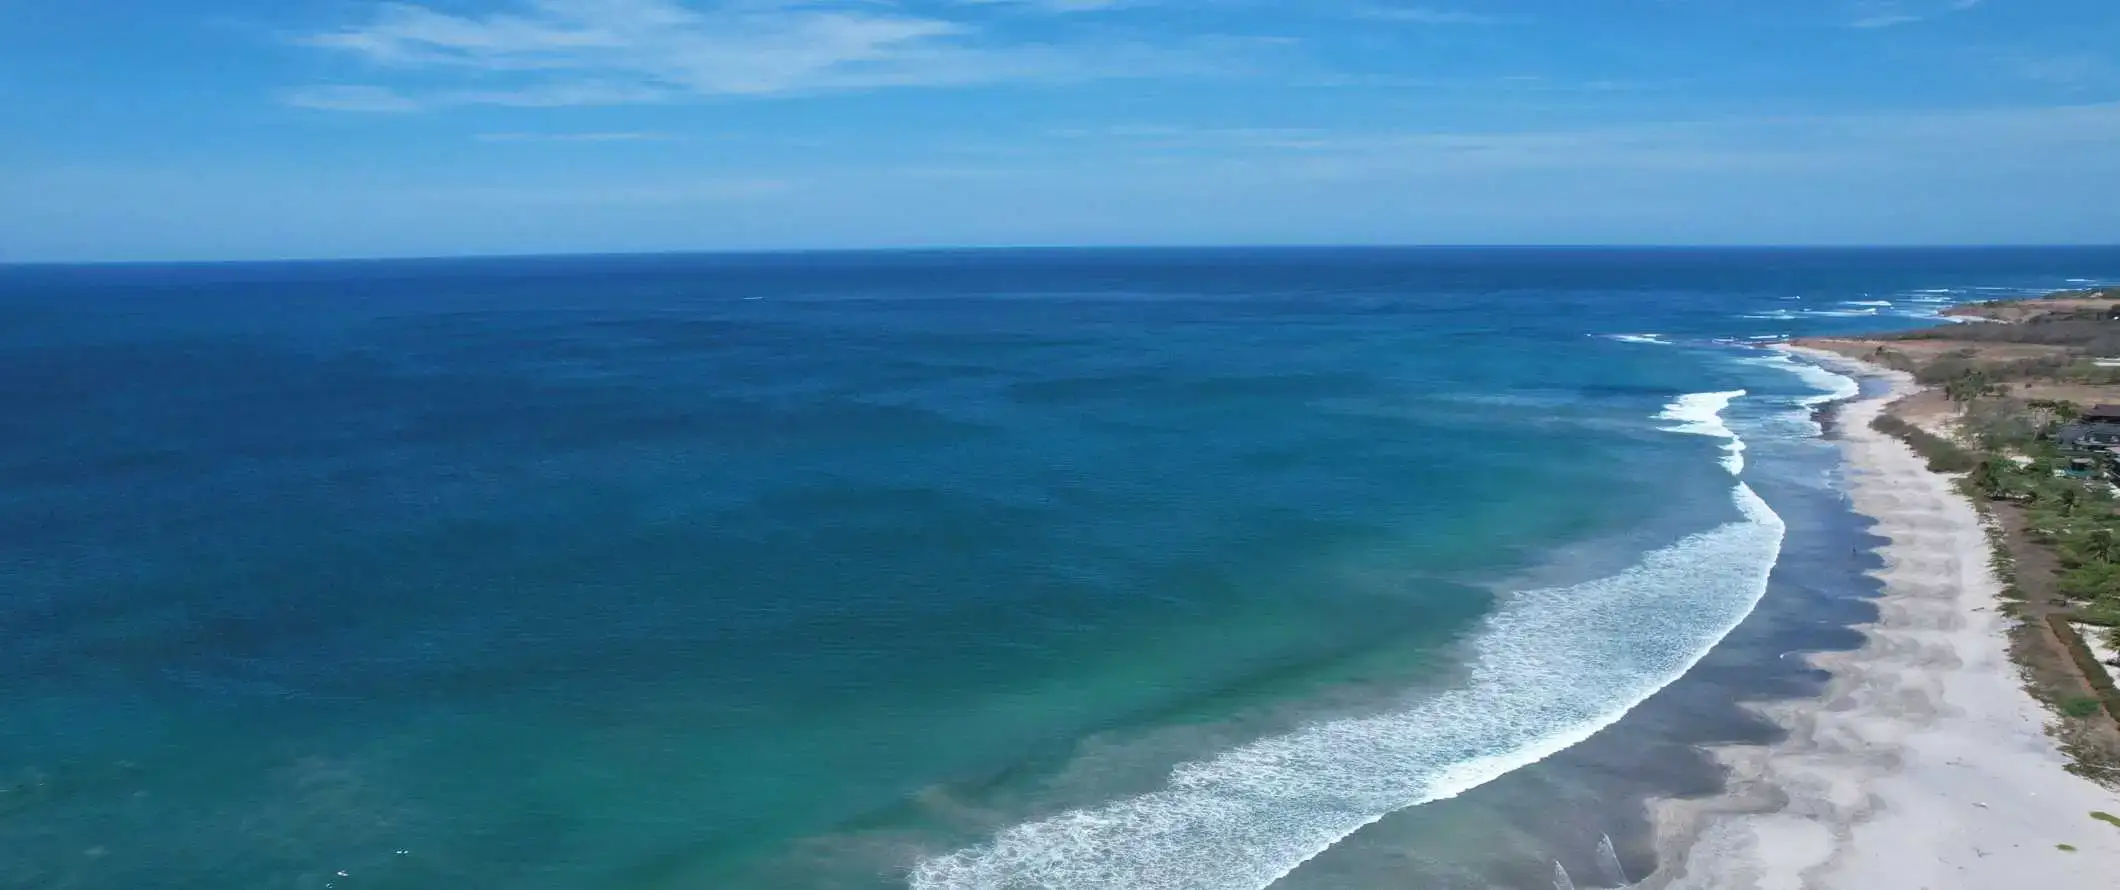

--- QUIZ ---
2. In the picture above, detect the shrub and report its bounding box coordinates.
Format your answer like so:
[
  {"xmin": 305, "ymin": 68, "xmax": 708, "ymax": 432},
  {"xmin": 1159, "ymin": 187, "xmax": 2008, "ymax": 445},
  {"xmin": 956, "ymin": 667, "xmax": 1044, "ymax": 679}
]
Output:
[
  {"xmin": 2048, "ymin": 614, "xmax": 2120, "ymax": 723},
  {"xmin": 1962, "ymin": 399, "xmax": 2043, "ymax": 450},
  {"xmin": 1870, "ymin": 413, "xmax": 1980, "ymax": 473},
  {"xmin": 2059, "ymin": 564, "xmax": 2120, "ymax": 602}
]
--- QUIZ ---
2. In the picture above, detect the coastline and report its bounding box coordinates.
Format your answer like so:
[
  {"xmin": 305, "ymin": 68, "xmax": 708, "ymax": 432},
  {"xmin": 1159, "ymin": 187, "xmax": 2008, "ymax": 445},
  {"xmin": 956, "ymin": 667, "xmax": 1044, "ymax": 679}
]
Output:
[{"xmin": 1645, "ymin": 350, "xmax": 2120, "ymax": 889}]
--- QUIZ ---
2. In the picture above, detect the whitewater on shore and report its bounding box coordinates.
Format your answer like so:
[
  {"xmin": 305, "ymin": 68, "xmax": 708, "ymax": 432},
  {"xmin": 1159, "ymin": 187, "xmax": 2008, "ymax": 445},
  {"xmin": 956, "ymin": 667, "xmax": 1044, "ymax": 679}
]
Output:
[{"xmin": 910, "ymin": 387, "xmax": 1791, "ymax": 890}]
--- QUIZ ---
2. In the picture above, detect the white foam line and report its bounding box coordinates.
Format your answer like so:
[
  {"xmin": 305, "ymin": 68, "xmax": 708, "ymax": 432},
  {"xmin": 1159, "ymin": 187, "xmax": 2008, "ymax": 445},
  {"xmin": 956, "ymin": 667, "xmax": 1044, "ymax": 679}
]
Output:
[
  {"xmin": 1658, "ymin": 390, "xmax": 1748, "ymax": 474},
  {"xmin": 1603, "ymin": 333, "xmax": 1671, "ymax": 346},
  {"xmin": 1785, "ymin": 362, "xmax": 1859, "ymax": 409},
  {"xmin": 911, "ymin": 400, "xmax": 1784, "ymax": 890},
  {"xmin": 1739, "ymin": 351, "xmax": 1862, "ymax": 437}
]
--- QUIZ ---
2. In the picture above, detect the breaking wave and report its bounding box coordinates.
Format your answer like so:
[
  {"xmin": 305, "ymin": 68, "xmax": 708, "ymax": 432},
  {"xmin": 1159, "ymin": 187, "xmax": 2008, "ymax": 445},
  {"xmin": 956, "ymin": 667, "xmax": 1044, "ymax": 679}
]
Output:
[
  {"xmin": 908, "ymin": 393, "xmax": 1785, "ymax": 890},
  {"xmin": 1741, "ymin": 306, "xmax": 1888, "ymax": 320},
  {"xmin": 1741, "ymin": 350, "xmax": 1863, "ymax": 435},
  {"xmin": 1658, "ymin": 390, "xmax": 1747, "ymax": 474}
]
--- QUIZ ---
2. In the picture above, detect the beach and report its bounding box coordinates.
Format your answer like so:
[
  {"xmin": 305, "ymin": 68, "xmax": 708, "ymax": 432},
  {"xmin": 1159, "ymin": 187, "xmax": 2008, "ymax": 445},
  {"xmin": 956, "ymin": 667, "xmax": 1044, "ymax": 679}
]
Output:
[
  {"xmin": 1648, "ymin": 351, "xmax": 2120, "ymax": 889},
  {"xmin": 10, "ymin": 253, "xmax": 2120, "ymax": 890}
]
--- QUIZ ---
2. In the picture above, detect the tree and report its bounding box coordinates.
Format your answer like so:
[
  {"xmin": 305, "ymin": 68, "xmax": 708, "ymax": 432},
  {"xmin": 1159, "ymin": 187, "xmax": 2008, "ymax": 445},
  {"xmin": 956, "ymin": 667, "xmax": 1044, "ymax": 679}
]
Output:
[
  {"xmin": 2061, "ymin": 486, "xmax": 2084, "ymax": 517},
  {"xmin": 1971, "ymin": 459, "xmax": 2006, "ymax": 499},
  {"xmin": 2085, "ymin": 528, "xmax": 2120, "ymax": 565},
  {"xmin": 1944, "ymin": 369, "xmax": 1999, "ymax": 402}
]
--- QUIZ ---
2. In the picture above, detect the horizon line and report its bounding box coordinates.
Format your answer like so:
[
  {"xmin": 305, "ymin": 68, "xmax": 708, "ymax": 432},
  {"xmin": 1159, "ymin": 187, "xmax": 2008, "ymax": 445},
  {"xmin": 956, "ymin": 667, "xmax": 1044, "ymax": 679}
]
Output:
[{"xmin": 7, "ymin": 242, "xmax": 2120, "ymax": 269}]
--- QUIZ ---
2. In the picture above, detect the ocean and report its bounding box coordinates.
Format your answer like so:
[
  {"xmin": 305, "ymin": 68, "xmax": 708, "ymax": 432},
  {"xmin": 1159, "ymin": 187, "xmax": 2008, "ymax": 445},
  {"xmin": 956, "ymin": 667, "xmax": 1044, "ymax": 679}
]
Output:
[{"xmin": 3, "ymin": 247, "xmax": 2117, "ymax": 890}]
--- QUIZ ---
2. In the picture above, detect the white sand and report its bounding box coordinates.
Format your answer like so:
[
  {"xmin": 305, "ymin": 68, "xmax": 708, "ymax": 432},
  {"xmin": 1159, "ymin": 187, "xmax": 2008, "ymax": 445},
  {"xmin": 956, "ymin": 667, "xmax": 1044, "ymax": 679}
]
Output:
[{"xmin": 1645, "ymin": 353, "xmax": 2120, "ymax": 890}]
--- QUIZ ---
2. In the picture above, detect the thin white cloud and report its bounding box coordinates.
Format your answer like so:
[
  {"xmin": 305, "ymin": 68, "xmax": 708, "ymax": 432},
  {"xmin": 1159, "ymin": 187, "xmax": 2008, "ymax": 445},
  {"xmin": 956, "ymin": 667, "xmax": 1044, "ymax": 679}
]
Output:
[
  {"xmin": 282, "ymin": 84, "xmax": 426, "ymax": 112},
  {"xmin": 289, "ymin": 0, "xmax": 1219, "ymax": 109},
  {"xmin": 1846, "ymin": 0, "xmax": 1984, "ymax": 28},
  {"xmin": 2011, "ymin": 53, "xmax": 2113, "ymax": 90},
  {"xmin": 1850, "ymin": 13, "xmax": 1922, "ymax": 28},
  {"xmin": 476, "ymin": 131, "xmax": 675, "ymax": 142},
  {"xmin": 436, "ymin": 177, "xmax": 794, "ymax": 203},
  {"xmin": 952, "ymin": 0, "xmax": 1132, "ymax": 11},
  {"xmin": 283, "ymin": 81, "xmax": 673, "ymax": 112},
  {"xmin": 1358, "ymin": 5, "xmax": 1514, "ymax": 25},
  {"xmin": 1021, "ymin": 102, "xmax": 2120, "ymax": 176}
]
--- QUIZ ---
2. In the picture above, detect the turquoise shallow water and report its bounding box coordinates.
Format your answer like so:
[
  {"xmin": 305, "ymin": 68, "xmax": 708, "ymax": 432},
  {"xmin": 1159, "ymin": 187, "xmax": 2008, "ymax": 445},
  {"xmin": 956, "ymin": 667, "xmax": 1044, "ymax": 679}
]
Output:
[{"xmin": 2, "ymin": 248, "xmax": 2118, "ymax": 889}]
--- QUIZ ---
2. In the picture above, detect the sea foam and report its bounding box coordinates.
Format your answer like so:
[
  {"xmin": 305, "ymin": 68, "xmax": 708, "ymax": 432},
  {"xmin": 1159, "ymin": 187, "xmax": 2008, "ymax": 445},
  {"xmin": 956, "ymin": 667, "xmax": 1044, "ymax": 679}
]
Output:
[
  {"xmin": 909, "ymin": 395, "xmax": 1785, "ymax": 890},
  {"xmin": 1657, "ymin": 390, "xmax": 1747, "ymax": 474},
  {"xmin": 1740, "ymin": 351, "xmax": 1862, "ymax": 436},
  {"xmin": 1743, "ymin": 351, "xmax": 1860, "ymax": 407}
]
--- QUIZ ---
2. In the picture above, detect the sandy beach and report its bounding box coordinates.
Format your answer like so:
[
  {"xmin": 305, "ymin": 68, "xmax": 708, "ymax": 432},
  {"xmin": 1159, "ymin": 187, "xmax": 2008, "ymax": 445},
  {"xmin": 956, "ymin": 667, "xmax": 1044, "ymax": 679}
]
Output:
[{"xmin": 1646, "ymin": 351, "xmax": 2120, "ymax": 889}]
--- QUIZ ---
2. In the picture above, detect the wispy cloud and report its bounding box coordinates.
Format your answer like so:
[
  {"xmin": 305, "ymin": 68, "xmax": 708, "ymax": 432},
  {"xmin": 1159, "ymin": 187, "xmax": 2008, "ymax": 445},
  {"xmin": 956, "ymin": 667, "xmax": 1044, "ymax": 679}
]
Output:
[
  {"xmin": 436, "ymin": 177, "xmax": 794, "ymax": 204},
  {"xmin": 282, "ymin": 84, "xmax": 427, "ymax": 113},
  {"xmin": 283, "ymin": 81, "xmax": 674, "ymax": 112},
  {"xmin": 2011, "ymin": 53, "xmax": 2113, "ymax": 90},
  {"xmin": 1849, "ymin": 13, "xmax": 1922, "ymax": 28},
  {"xmin": 951, "ymin": 0, "xmax": 1134, "ymax": 11},
  {"xmin": 288, "ymin": 0, "xmax": 1222, "ymax": 110},
  {"xmin": 475, "ymin": 131, "xmax": 676, "ymax": 142},
  {"xmin": 1358, "ymin": 5, "xmax": 1515, "ymax": 26},
  {"xmin": 1024, "ymin": 102, "xmax": 2120, "ymax": 178},
  {"xmin": 1846, "ymin": 0, "xmax": 1983, "ymax": 28}
]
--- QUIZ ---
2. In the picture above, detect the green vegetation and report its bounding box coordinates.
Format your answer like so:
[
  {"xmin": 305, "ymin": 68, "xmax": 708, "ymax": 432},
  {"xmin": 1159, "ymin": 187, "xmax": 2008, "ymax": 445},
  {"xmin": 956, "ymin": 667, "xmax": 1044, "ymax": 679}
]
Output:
[
  {"xmin": 1870, "ymin": 413, "xmax": 1980, "ymax": 473},
  {"xmin": 2058, "ymin": 843, "xmax": 2078, "ymax": 852},
  {"xmin": 1868, "ymin": 379, "xmax": 2120, "ymax": 732},
  {"xmin": 2064, "ymin": 696, "xmax": 2106, "ymax": 719},
  {"xmin": 1838, "ymin": 291, "xmax": 2120, "ymax": 776},
  {"xmin": 1912, "ymin": 351, "xmax": 2012, "ymax": 400},
  {"xmin": 2046, "ymin": 605, "xmax": 2120, "ymax": 726},
  {"xmin": 1962, "ymin": 399, "xmax": 2051, "ymax": 451},
  {"xmin": 2094, "ymin": 811, "xmax": 2120, "ymax": 829},
  {"xmin": 1959, "ymin": 420, "xmax": 2120, "ymax": 640}
]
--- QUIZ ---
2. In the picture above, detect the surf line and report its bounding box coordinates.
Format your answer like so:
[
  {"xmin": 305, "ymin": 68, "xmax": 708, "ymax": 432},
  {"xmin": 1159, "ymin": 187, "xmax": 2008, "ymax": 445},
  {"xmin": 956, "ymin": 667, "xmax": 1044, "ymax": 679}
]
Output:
[{"xmin": 909, "ymin": 392, "xmax": 1785, "ymax": 890}]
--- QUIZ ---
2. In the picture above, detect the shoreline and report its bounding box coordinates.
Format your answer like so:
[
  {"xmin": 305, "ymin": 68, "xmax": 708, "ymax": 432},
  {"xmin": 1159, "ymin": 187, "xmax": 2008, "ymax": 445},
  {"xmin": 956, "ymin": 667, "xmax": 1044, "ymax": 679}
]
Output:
[{"xmin": 1643, "ymin": 350, "xmax": 2120, "ymax": 889}]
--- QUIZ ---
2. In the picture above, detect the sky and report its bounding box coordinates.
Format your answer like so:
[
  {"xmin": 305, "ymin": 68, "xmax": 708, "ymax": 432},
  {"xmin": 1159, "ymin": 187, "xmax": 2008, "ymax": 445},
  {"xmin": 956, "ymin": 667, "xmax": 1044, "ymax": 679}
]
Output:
[{"xmin": 2, "ymin": 0, "xmax": 2118, "ymax": 261}]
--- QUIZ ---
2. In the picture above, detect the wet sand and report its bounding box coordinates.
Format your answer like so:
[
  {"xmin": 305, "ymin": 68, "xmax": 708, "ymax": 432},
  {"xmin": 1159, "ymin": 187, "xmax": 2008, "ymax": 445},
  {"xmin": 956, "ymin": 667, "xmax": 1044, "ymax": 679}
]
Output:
[{"xmin": 1645, "ymin": 352, "xmax": 2120, "ymax": 889}]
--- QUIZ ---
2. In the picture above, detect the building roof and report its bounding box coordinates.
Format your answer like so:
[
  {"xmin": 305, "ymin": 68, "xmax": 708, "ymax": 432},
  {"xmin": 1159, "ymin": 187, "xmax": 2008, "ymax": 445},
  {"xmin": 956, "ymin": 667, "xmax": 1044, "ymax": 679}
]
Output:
[
  {"xmin": 2085, "ymin": 404, "xmax": 2120, "ymax": 421},
  {"xmin": 2059, "ymin": 421, "xmax": 2120, "ymax": 443}
]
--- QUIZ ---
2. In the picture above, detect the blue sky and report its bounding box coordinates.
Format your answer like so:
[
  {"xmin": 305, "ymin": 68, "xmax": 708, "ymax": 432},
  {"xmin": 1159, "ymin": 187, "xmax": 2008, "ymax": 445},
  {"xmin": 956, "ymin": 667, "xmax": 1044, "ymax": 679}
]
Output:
[{"xmin": 2, "ymin": 0, "xmax": 2117, "ymax": 260}]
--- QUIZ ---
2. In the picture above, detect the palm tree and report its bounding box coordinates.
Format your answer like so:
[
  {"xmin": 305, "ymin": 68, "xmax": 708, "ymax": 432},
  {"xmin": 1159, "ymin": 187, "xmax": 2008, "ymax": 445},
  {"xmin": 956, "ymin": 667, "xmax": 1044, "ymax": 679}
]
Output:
[
  {"xmin": 1945, "ymin": 370, "xmax": 1996, "ymax": 402},
  {"xmin": 2061, "ymin": 486, "xmax": 2083, "ymax": 517},
  {"xmin": 2087, "ymin": 528, "xmax": 2120, "ymax": 565}
]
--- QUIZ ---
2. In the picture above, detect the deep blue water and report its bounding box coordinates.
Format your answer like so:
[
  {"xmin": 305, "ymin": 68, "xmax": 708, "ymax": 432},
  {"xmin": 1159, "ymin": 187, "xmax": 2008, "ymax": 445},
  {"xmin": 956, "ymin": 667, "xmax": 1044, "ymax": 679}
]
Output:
[{"xmin": 2, "ymin": 247, "xmax": 2116, "ymax": 890}]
